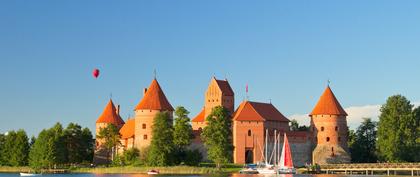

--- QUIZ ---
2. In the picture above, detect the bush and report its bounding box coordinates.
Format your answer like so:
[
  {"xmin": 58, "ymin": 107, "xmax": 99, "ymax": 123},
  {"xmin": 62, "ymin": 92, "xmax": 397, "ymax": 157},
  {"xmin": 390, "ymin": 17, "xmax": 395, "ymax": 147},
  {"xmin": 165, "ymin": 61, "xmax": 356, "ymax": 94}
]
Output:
[
  {"xmin": 184, "ymin": 149, "xmax": 202, "ymax": 166},
  {"xmin": 122, "ymin": 148, "xmax": 140, "ymax": 165}
]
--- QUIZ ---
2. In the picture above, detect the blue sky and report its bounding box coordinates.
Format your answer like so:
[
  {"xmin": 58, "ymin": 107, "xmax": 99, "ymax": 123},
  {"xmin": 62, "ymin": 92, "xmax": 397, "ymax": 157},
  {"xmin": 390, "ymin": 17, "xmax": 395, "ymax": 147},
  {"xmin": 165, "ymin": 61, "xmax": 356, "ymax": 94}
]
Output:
[{"xmin": 1, "ymin": 1, "xmax": 420, "ymax": 136}]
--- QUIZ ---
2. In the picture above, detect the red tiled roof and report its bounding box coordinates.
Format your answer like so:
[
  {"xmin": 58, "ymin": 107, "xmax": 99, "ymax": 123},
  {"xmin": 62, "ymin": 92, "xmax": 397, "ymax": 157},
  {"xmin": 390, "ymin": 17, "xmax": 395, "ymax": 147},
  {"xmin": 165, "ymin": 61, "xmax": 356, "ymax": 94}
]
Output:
[
  {"xmin": 192, "ymin": 108, "xmax": 205, "ymax": 122},
  {"xmin": 119, "ymin": 119, "xmax": 135, "ymax": 139},
  {"xmin": 215, "ymin": 79, "xmax": 234, "ymax": 96},
  {"xmin": 310, "ymin": 86, "xmax": 347, "ymax": 116},
  {"xmin": 135, "ymin": 79, "xmax": 174, "ymax": 111},
  {"xmin": 233, "ymin": 101, "xmax": 290, "ymax": 122},
  {"xmin": 96, "ymin": 99, "xmax": 125, "ymax": 126}
]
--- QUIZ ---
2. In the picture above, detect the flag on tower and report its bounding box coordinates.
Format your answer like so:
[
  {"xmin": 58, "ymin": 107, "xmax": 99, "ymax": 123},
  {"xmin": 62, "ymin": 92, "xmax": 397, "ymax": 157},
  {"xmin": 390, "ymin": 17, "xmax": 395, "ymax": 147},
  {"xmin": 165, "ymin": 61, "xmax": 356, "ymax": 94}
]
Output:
[{"xmin": 246, "ymin": 84, "xmax": 248, "ymax": 93}]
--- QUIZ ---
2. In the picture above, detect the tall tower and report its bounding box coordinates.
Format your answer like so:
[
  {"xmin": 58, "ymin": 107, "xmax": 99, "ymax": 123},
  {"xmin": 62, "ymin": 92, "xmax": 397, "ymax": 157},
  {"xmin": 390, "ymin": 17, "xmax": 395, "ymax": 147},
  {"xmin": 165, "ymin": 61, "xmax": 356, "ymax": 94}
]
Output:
[
  {"xmin": 310, "ymin": 86, "xmax": 350, "ymax": 164},
  {"xmin": 192, "ymin": 77, "xmax": 234, "ymax": 130},
  {"xmin": 134, "ymin": 79, "xmax": 174, "ymax": 149},
  {"xmin": 94, "ymin": 99, "xmax": 125, "ymax": 164}
]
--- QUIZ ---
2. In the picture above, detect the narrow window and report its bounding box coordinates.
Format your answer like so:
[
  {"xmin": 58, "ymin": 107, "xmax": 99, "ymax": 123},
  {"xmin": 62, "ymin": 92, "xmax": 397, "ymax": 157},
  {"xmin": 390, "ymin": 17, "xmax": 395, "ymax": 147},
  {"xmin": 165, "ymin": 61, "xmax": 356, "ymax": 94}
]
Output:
[
  {"xmin": 321, "ymin": 127, "xmax": 325, "ymax": 131},
  {"xmin": 326, "ymin": 137, "xmax": 330, "ymax": 142},
  {"xmin": 143, "ymin": 135, "xmax": 147, "ymax": 140},
  {"xmin": 338, "ymin": 137, "xmax": 341, "ymax": 142},
  {"xmin": 335, "ymin": 126, "xmax": 338, "ymax": 131},
  {"xmin": 142, "ymin": 124, "xmax": 146, "ymax": 129},
  {"xmin": 248, "ymin": 130, "xmax": 252, "ymax": 136}
]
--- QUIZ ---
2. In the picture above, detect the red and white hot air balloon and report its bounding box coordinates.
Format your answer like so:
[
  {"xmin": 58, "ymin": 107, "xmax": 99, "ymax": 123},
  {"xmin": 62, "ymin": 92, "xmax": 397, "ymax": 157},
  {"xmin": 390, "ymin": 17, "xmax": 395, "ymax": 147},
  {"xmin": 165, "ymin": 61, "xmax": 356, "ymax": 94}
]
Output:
[{"xmin": 93, "ymin": 68, "xmax": 100, "ymax": 79}]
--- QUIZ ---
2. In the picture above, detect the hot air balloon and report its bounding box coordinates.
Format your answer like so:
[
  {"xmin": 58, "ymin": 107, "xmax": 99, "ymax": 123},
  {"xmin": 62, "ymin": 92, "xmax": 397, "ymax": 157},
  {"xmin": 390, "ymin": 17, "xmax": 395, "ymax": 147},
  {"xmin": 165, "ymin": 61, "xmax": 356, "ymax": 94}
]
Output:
[{"xmin": 93, "ymin": 68, "xmax": 100, "ymax": 78}]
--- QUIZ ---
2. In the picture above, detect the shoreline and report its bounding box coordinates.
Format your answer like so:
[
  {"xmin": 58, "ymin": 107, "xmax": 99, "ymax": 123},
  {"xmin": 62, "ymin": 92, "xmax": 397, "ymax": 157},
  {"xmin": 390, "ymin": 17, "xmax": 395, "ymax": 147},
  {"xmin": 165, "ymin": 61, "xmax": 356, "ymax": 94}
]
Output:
[{"xmin": 0, "ymin": 166, "xmax": 241, "ymax": 175}]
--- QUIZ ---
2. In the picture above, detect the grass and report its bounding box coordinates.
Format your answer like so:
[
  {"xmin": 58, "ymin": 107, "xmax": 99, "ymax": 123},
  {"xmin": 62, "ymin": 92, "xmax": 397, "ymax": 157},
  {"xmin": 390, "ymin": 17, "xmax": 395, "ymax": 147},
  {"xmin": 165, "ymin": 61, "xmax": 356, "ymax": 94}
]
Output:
[
  {"xmin": 0, "ymin": 166, "xmax": 31, "ymax": 173},
  {"xmin": 0, "ymin": 163, "xmax": 242, "ymax": 175},
  {"xmin": 72, "ymin": 165, "xmax": 239, "ymax": 174}
]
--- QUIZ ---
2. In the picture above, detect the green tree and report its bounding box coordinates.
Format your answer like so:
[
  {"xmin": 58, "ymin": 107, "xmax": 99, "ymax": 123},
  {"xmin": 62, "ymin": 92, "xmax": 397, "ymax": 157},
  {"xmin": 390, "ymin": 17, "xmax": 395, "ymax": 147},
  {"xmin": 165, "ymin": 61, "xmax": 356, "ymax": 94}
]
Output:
[
  {"xmin": 29, "ymin": 123, "xmax": 67, "ymax": 169},
  {"xmin": 147, "ymin": 111, "xmax": 175, "ymax": 166},
  {"xmin": 29, "ymin": 129, "xmax": 55, "ymax": 169},
  {"xmin": 64, "ymin": 123, "xmax": 84, "ymax": 164},
  {"xmin": 172, "ymin": 106, "xmax": 196, "ymax": 165},
  {"xmin": 81, "ymin": 127, "xmax": 94, "ymax": 162},
  {"xmin": 173, "ymin": 106, "xmax": 193, "ymax": 149},
  {"xmin": 97, "ymin": 124, "xmax": 121, "ymax": 161},
  {"xmin": 50, "ymin": 123, "xmax": 67, "ymax": 165},
  {"xmin": 410, "ymin": 107, "xmax": 420, "ymax": 161},
  {"xmin": 377, "ymin": 95, "xmax": 418, "ymax": 162},
  {"xmin": 201, "ymin": 106, "xmax": 233, "ymax": 169},
  {"xmin": 350, "ymin": 118, "xmax": 377, "ymax": 163},
  {"xmin": 0, "ymin": 130, "xmax": 30, "ymax": 166},
  {"xmin": 290, "ymin": 119, "xmax": 309, "ymax": 131},
  {"xmin": 0, "ymin": 133, "xmax": 5, "ymax": 165}
]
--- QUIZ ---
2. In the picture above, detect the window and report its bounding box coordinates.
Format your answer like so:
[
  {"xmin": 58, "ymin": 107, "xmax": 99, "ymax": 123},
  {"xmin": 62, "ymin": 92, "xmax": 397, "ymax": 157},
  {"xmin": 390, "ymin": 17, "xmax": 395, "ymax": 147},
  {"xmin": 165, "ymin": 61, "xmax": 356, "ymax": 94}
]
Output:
[
  {"xmin": 326, "ymin": 137, "xmax": 330, "ymax": 142},
  {"xmin": 143, "ymin": 135, "xmax": 147, "ymax": 140},
  {"xmin": 321, "ymin": 127, "xmax": 325, "ymax": 131},
  {"xmin": 338, "ymin": 137, "xmax": 341, "ymax": 142},
  {"xmin": 142, "ymin": 124, "xmax": 146, "ymax": 129},
  {"xmin": 335, "ymin": 126, "xmax": 338, "ymax": 131},
  {"xmin": 198, "ymin": 128, "xmax": 203, "ymax": 132},
  {"xmin": 248, "ymin": 130, "xmax": 252, "ymax": 136}
]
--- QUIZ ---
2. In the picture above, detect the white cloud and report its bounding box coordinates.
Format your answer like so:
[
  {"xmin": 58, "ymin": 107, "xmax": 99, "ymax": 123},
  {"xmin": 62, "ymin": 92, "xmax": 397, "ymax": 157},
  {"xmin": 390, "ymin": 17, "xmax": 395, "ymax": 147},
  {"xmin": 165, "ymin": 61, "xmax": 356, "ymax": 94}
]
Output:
[{"xmin": 288, "ymin": 101, "xmax": 420, "ymax": 130}]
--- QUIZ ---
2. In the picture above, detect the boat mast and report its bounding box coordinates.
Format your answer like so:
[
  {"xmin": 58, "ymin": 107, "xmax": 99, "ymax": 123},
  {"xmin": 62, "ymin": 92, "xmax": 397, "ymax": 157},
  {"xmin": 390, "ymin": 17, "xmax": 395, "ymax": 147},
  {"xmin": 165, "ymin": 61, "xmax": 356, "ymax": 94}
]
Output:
[{"xmin": 265, "ymin": 129, "xmax": 268, "ymax": 165}]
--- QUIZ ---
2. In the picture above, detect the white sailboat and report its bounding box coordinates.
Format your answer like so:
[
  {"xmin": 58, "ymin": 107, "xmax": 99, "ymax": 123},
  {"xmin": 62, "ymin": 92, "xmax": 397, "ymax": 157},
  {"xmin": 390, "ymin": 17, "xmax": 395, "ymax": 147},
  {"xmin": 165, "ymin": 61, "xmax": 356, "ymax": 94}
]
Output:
[
  {"xmin": 277, "ymin": 133, "xmax": 296, "ymax": 174},
  {"xmin": 256, "ymin": 129, "xmax": 277, "ymax": 174}
]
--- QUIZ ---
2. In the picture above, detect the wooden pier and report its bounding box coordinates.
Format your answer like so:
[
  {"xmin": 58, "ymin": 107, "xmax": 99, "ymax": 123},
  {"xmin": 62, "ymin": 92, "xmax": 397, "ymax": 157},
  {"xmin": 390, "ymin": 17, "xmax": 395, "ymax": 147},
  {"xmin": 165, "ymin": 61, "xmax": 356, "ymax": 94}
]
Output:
[{"xmin": 320, "ymin": 163, "xmax": 420, "ymax": 176}]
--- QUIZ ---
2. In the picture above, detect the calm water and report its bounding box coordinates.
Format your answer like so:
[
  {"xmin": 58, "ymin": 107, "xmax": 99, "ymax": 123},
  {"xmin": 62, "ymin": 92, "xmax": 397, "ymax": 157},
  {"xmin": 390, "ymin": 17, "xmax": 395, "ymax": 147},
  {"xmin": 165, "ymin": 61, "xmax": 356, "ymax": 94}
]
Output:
[{"xmin": 0, "ymin": 174, "xmax": 410, "ymax": 177}]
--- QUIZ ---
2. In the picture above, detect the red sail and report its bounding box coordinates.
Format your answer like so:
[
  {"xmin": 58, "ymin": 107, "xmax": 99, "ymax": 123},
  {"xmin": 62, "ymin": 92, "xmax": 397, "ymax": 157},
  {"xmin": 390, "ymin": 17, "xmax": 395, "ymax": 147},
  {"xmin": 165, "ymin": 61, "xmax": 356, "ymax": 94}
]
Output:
[{"xmin": 283, "ymin": 134, "xmax": 294, "ymax": 168}]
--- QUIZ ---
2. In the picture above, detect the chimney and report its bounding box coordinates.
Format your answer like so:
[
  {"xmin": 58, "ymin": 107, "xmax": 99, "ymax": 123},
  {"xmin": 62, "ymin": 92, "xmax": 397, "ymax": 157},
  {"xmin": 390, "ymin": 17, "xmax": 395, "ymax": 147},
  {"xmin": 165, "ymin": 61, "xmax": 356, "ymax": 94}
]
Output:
[
  {"xmin": 116, "ymin": 105, "xmax": 120, "ymax": 116},
  {"xmin": 143, "ymin": 88, "xmax": 148, "ymax": 96}
]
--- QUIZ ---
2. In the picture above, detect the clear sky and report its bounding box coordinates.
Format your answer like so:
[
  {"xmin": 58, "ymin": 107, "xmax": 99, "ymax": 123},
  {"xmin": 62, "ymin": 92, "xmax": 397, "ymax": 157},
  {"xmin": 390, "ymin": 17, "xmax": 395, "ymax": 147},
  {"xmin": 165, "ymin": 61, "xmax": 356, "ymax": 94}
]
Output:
[{"xmin": 1, "ymin": 1, "xmax": 420, "ymax": 136}]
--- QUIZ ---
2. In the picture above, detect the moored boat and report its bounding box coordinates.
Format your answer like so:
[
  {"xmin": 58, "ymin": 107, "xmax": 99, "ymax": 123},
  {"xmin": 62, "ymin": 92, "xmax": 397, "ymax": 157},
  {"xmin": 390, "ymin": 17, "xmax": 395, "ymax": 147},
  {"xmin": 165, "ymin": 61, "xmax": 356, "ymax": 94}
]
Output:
[
  {"xmin": 20, "ymin": 173, "xmax": 41, "ymax": 176},
  {"xmin": 147, "ymin": 170, "xmax": 159, "ymax": 175},
  {"xmin": 277, "ymin": 133, "xmax": 296, "ymax": 174}
]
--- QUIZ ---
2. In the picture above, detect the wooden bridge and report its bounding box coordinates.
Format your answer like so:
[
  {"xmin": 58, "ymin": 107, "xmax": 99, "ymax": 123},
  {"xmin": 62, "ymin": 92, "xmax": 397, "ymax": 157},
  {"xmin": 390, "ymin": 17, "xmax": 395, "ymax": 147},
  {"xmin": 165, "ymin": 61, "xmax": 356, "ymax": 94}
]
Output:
[{"xmin": 320, "ymin": 163, "xmax": 420, "ymax": 176}]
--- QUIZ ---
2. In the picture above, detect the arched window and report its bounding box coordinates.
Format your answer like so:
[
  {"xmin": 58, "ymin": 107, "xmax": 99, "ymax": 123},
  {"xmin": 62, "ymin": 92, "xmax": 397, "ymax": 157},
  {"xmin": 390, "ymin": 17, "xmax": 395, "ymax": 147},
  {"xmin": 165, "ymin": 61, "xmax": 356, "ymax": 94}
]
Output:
[
  {"xmin": 335, "ymin": 126, "xmax": 338, "ymax": 131},
  {"xmin": 143, "ymin": 135, "xmax": 148, "ymax": 140},
  {"xmin": 321, "ymin": 127, "xmax": 325, "ymax": 131},
  {"xmin": 248, "ymin": 130, "xmax": 252, "ymax": 136},
  {"xmin": 326, "ymin": 137, "xmax": 330, "ymax": 142},
  {"xmin": 142, "ymin": 124, "xmax": 146, "ymax": 129}
]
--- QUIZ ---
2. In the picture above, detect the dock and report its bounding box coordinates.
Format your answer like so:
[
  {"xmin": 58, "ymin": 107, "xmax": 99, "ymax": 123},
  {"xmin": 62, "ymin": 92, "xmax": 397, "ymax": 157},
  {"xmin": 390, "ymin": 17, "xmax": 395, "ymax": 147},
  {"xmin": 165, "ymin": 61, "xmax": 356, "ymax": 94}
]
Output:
[{"xmin": 320, "ymin": 163, "xmax": 420, "ymax": 176}]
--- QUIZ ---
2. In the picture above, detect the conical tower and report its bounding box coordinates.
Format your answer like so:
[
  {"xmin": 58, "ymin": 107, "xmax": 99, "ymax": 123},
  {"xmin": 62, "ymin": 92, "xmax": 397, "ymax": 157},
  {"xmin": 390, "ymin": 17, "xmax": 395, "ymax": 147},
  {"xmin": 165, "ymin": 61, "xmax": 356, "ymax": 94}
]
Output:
[
  {"xmin": 310, "ymin": 86, "xmax": 350, "ymax": 164},
  {"xmin": 94, "ymin": 99, "xmax": 125, "ymax": 164},
  {"xmin": 134, "ymin": 79, "xmax": 174, "ymax": 149}
]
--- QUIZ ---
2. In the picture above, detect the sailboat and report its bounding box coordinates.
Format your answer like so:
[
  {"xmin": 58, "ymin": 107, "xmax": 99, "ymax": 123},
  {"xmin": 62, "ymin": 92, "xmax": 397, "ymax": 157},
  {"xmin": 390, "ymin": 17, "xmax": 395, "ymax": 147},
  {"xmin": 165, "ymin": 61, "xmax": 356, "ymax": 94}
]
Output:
[
  {"xmin": 256, "ymin": 129, "xmax": 277, "ymax": 174},
  {"xmin": 277, "ymin": 133, "xmax": 296, "ymax": 174}
]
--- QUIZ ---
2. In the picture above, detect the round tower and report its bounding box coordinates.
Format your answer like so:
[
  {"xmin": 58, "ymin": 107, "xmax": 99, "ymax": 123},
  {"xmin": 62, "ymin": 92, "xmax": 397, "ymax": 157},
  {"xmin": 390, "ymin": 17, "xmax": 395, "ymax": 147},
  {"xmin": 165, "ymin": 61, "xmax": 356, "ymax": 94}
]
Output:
[
  {"xmin": 310, "ymin": 86, "xmax": 350, "ymax": 164},
  {"xmin": 134, "ymin": 79, "xmax": 174, "ymax": 149},
  {"xmin": 94, "ymin": 99, "xmax": 125, "ymax": 164}
]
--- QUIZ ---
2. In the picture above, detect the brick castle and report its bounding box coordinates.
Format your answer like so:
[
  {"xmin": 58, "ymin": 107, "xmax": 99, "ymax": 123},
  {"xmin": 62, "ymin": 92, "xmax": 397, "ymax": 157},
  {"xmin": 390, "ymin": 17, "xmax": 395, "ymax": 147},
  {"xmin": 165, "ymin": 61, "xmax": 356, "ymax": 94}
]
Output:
[{"xmin": 94, "ymin": 77, "xmax": 351, "ymax": 165}]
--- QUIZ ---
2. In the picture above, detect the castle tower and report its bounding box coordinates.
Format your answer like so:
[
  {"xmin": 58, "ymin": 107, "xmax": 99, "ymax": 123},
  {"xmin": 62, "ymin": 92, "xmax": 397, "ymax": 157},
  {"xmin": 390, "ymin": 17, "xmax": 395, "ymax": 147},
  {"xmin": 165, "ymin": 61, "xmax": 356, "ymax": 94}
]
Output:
[
  {"xmin": 310, "ymin": 86, "xmax": 350, "ymax": 164},
  {"xmin": 134, "ymin": 79, "xmax": 174, "ymax": 149},
  {"xmin": 94, "ymin": 99, "xmax": 125, "ymax": 164},
  {"xmin": 192, "ymin": 77, "xmax": 234, "ymax": 131}
]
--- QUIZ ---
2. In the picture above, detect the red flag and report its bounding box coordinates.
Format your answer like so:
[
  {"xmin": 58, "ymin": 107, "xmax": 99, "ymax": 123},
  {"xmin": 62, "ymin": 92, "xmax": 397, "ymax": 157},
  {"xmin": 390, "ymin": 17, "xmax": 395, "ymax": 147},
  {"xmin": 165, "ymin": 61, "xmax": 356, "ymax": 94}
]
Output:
[{"xmin": 246, "ymin": 84, "xmax": 248, "ymax": 93}]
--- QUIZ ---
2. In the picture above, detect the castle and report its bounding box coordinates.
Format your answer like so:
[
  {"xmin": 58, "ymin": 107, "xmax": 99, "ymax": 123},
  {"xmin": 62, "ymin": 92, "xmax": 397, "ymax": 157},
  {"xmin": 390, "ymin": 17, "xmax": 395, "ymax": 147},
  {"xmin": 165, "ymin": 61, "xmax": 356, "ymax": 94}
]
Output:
[{"xmin": 94, "ymin": 77, "xmax": 351, "ymax": 165}]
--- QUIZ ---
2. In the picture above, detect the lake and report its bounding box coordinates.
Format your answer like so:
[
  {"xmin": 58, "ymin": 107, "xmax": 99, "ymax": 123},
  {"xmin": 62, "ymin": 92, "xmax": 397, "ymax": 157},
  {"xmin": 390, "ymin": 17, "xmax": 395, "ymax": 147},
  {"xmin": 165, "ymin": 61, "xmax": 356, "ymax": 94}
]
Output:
[{"xmin": 0, "ymin": 173, "xmax": 412, "ymax": 177}]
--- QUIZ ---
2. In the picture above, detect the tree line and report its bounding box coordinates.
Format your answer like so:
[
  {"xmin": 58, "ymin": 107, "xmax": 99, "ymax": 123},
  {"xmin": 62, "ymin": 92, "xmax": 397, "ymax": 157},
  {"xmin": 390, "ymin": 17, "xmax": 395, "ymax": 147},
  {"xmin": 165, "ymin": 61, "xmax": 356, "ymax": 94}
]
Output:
[
  {"xmin": 99, "ymin": 106, "xmax": 233, "ymax": 168},
  {"xmin": 348, "ymin": 95, "xmax": 419, "ymax": 163},
  {"xmin": 0, "ymin": 123, "xmax": 94, "ymax": 169}
]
